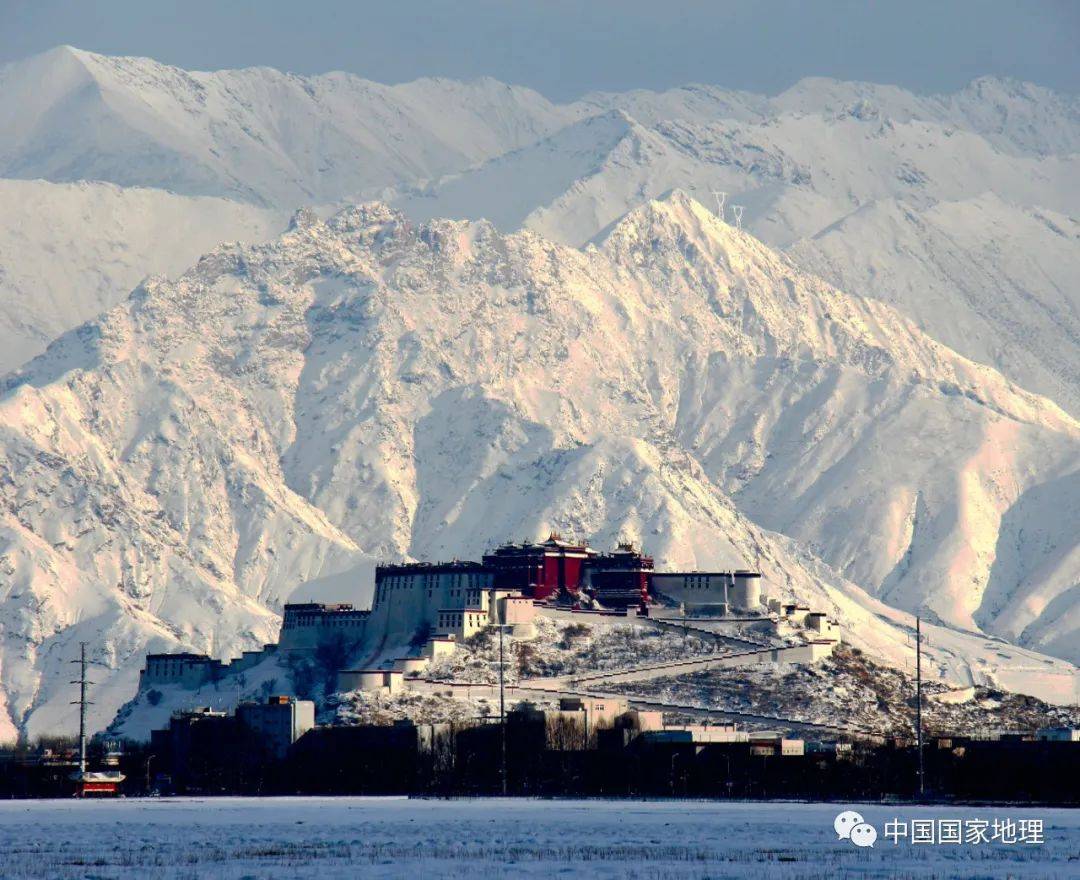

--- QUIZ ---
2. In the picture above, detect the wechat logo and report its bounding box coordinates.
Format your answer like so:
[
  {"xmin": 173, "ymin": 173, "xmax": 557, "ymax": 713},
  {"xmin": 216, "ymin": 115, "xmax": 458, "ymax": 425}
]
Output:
[{"xmin": 835, "ymin": 810, "xmax": 878, "ymax": 848}]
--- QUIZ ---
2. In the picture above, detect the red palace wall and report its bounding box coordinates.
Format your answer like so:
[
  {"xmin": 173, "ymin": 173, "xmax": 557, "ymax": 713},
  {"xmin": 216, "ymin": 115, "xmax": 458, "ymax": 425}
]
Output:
[{"xmin": 484, "ymin": 539, "xmax": 592, "ymax": 601}]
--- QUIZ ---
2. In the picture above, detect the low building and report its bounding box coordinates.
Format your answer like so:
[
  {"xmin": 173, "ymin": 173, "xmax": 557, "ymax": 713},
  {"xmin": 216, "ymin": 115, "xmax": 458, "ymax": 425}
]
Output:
[
  {"xmin": 422, "ymin": 635, "xmax": 457, "ymax": 659},
  {"xmin": 1036, "ymin": 727, "xmax": 1080, "ymax": 742},
  {"xmin": 141, "ymin": 653, "xmax": 218, "ymax": 688},
  {"xmin": 558, "ymin": 696, "xmax": 629, "ymax": 729},
  {"xmin": 288, "ymin": 722, "xmax": 450, "ymax": 794},
  {"xmin": 806, "ymin": 612, "xmax": 840, "ymax": 639},
  {"xmin": 436, "ymin": 607, "xmax": 488, "ymax": 640},
  {"xmin": 673, "ymin": 723, "xmax": 748, "ymax": 744},
  {"xmin": 490, "ymin": 594, "xmax": 537, "ymax": 625},
  {"xmin": 392, "ymin": 655, "xmax": 431, "ymax": 675},
  {"xmin": 149, "ymin": 708, "xmax": 241, "ymax": 792},
  {"xmin": 237, "ymin": 696, "xmax": 315, "ymax": 759},
  {"xmin": 336, "ymin": 668, "xmax": 405, "ymax": 695},
  {"xmin": 806, "ymin": 740, "xmax": 854, "ymax": 757},
  {"xmin": 772, "ymin": 641, "xmax": 835, "ymax": 663},
  {"xmin": 650, "ymin": 570, "xmax": 763, "ymax": 613},
  {"xmin": 781, "ymin": 603, "xmax": 812, "ymax": 626},
  {"xmin": 749, "ymin": 733, "xmax": 804, "ymax": 756}
]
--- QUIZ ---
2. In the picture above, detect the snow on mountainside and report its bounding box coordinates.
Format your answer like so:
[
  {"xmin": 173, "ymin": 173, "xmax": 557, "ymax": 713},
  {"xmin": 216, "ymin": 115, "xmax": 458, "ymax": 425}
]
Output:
[
  {"xmin": 0, "ymin": 47, "xmax": 581, "ymax": 375},
  {"xmin": 788, "ymin": 195, "xmax": 1080, "ymax": 415},
  {"xmin": 0, "ymin": 46, "xmax": 580, "ymax": 206},
  {"xmin": 408, "ymin": 79, "xmax": 1080, "ymax": 249},
  {"xmin": 393, "ymin": 84, "xmax": 1080, "ymax": 414},
  {"xmin": 2, "ymin": 46, "xmax": 1077, "ymax": 411},
  {"xmin": 770, "ymin": 75, "xmax": 1080, "ymax": 157},
  {"xmin": 585, "ymin": 75, "xmax": 1080, "ymax": 157},
  {"xmin": 0, "ymin": 179, "xmax": 285, "ymax": 374},
  {"xmin": 1, "ymin": 194, "xmax": 1078, "ymax": 739}
]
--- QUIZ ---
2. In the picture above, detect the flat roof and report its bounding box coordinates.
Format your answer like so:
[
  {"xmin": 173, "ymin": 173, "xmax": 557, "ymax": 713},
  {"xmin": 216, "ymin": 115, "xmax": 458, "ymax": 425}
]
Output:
[
  {"xmin": 146, "ymin": 652, "xmax": 212, "ymax": 661},
  {"xmin": 653, "ymin": 571, "xmax": 761, "ymax": 577}
]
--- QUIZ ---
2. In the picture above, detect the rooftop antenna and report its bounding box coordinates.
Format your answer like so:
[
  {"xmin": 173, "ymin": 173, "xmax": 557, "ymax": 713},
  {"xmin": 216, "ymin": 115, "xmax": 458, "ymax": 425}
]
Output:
[
  {"xmin": 711, "ymin": 190, "xmax": 727, "ymax": 221},
  {"xmin": 731, "ymin": 205, "xmax": 745, "ymax": 230}
]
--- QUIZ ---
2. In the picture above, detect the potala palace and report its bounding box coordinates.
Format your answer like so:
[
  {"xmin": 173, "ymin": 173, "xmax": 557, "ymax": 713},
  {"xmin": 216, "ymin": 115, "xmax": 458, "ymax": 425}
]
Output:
[{"xmin": 138, "ymin": 534, "xmax": 841, "ymax": 703}]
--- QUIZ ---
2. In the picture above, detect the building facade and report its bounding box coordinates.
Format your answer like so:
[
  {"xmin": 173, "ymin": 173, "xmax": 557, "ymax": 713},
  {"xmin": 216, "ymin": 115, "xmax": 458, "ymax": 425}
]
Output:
[
  {"xmin": 584, "ymin": 543, "xmax": 653, "ymax": 607},
  {"xmin": 650, "ymin": 570, "xmax": 763, "ymax": 613},
  {"xmin": 237, "ymin": 696, "xmax": 316, "ymax": 759},
  {"xmin": 483, "ymin": 534, "xmax": 595, "ymax": 601},
  {"xmin": 279, "ymin": 603, "xmax": 370, "ymax": 651}
]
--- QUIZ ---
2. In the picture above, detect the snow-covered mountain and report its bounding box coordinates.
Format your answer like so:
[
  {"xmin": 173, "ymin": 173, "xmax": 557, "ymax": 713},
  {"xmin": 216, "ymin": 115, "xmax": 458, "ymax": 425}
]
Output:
[
  {"xmin": 3, "ymin": 47, "xmax": 1077, "ymax": 409},
  {"xmin": 0, "ymin": 46, "xmax": 580, "ymax": 206},
  {"xmin": 1, "ymin": 47, "xmax": 1078, "ymax": 738},
  {"xmin": 788, "ymin": 195, "xmax": 1080, "ymax": 417},
  {"xmin": 1, "ymin": 194, "xmax": 1077, "ymax": 740},
  {"xmin": 393, "ymin": 84, "xmax": 1080, "ymax": 412},
  {"xmin": 0, "ymin": 46, "xmax": 580, "ymax": 372},
  {"xmin": 0, "ymin": 179, "xmax": 285, "ymax": 373}
]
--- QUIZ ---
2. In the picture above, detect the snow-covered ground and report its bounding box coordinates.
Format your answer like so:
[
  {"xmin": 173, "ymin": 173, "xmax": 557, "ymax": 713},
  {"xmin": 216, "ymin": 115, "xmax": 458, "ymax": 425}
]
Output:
[
  {"xmin": 425, "ymin": 617, "xmax": 724, "ymax": 685},
  {"xmin": 604, "ymin": 644, "xmax": 1080, "ymax": 736},
  {"xmin": 0, "ymin": 797, "xmax": 1074, "ymax": 879}
]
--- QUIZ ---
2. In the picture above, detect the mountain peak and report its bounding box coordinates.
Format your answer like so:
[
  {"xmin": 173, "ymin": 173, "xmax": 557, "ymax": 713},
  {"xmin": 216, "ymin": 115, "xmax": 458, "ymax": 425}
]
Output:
[{"xmin": 598, "ymin": 189, "xmax": 767, "ymax": 269}]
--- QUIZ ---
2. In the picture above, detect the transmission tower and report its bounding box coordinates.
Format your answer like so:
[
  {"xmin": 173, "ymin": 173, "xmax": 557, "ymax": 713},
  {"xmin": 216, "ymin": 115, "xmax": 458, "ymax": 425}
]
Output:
[
  {"xmin": 731, "ymin": 205, "xmax": 745, "ymax": 230},
  {"xmin": 70, "ymin": 642, "xmax": 93, "ymax": 787},
  {"xmin": 711, "ymin": 190, "xmax": 727, "ymax": 220}
]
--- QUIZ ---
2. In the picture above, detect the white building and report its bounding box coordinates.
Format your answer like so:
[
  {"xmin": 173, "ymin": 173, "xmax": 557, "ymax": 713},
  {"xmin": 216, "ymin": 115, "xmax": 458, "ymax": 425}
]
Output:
[
  {"xmin": 336, "ymin": 668, "xmax": 405, "ymax": 695},
  {"xmin": 278, "ymin": 603, "xmax": 370, "ymax": 652},
  {"xmin": 140, "ymin": 653, "xmax": 218, "ymax": 688},
  {"xmin": 650, "ymin": 570, "xmax": 763, "ymax": 613},
  {"xmin": 367, "ymin": 561, "xmax": 494, "ymax": 647},
  {"xmin": 436, "ymin": 607, "xmax": 489, "ymax": 640}
]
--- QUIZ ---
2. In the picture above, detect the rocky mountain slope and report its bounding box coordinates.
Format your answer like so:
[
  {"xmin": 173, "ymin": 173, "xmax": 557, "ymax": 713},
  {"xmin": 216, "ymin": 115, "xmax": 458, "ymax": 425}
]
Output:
[
  {"xmin": 787, "ymin": 195, "xmax": 1080, "ymax": 415},
  {"xmin": 0, "ymin": 47, "xmax": 583, "ymax": 369},
  {"xmin": 2, "ymin": 194, "xmax": 1077, "ymax": 740},
  {"xmin": 394, "ymin": 81, "xmax": 1080, "ymax": 412},
  {"xmin": 0, "ymin": 179, "xmax": 285, "ymax": 373},
  {"xmin": 3, "ymin": 47, "xmax": 1077, "ymax": 412}
]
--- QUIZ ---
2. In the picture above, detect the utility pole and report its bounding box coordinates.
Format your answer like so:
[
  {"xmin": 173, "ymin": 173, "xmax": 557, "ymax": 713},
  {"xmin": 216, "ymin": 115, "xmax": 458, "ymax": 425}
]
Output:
[
  {"xmin": 915, "ymin": 616, "xmax": 925, "ymax": 800},
  {"xmin": 499, "ymin": 619, "xmax": 507, "ymax": 796},
  {"xmin": 70, "ymin": 642, "xmax": 92, "ymax": 794}
]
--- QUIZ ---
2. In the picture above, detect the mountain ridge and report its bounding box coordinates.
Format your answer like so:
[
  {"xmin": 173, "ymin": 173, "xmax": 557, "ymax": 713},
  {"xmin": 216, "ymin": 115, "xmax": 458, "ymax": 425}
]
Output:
[{"xmin": 1, "ymin": 192, "xmax": 1077, "ymax": 740}]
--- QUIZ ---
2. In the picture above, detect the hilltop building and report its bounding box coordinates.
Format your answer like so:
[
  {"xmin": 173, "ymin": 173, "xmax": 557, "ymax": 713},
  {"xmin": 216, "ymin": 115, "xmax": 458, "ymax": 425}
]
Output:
[
  {"xmin": 585, "ymin": 543, "xmax": 654, "ymax": 606},
  {"xmin": 483, "ymin": 535, "xmax": 595, "ymax": 600},
  {"xmin": 271, "ymin": 536, "xmax": 775, "ymax": 667},
  {"xmin": 135, "ymin": 534, "xmax": 844, "ymax": 717}
]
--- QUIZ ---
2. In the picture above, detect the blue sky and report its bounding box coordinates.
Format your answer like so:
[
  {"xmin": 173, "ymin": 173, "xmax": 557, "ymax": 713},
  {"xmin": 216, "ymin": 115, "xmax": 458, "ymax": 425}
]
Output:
[{"xmin": 2, "ymin": 0, "xmax": 1077, "ymax": 99}]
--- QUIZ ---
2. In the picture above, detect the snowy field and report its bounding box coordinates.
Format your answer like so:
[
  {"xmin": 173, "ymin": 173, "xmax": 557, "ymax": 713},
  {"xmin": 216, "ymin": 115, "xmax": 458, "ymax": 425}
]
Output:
[{"xmin": 0, "ymin": 798, "xmax": 1075, "ymax": 879}]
